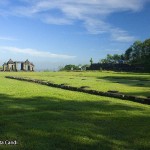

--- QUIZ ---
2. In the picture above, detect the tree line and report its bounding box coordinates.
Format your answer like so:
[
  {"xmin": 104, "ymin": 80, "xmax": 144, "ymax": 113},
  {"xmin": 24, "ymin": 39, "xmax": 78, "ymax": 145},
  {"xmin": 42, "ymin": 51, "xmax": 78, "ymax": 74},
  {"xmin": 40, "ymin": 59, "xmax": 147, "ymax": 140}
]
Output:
[
  {"xmin": 100, "ymin": 38, "xmax": 150, "ymax": 68},
  {"xmin": 60, "ymin": 38, "xmax": 150, "ymax": 71},
  {"xmin": 125, "ymin": 39, "xmax": 150, "ymax": 66},
  {"xmin": 59, "ymin": 64, "xmax": 89, "ymax": 71}
]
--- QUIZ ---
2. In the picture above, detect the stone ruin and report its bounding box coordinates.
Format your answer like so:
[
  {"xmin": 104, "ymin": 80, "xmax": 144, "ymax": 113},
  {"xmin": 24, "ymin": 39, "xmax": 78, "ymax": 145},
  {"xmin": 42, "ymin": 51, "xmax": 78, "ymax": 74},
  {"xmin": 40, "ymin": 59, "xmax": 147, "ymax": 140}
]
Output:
[
  {"xmin": 87, "ymin": 63, "xmax": 144, "ymax": 72},
  {"xmin": 3, "ymin": 59, "xmax": 34, "ymax": 72}
]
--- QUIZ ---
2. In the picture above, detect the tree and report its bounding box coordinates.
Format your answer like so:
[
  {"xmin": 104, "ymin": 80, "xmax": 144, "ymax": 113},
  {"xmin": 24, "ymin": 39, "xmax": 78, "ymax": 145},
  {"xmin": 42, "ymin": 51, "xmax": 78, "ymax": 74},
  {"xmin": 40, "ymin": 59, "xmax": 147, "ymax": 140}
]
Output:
[
  {"xmin": 60, "ymin": 64, "xmax": 80, "ymax": 71},
  {"xmin": 100, "ymin": 54, "xmax": 123, "ymax": 64},
  {"xmin": 99, "ymin": 38, "xmax": 150, "ymax": 71},
  {"xmin": 90, "ymin": 58, "xmax": 93, "ymax": 65},
  {"xmin": 131, "ymin": 40, "xmax": 143, "ymax": 63},
  {"xmin": 113, "ymin": 54, "xmax": 121, "ymax": 63},
  {"xmin": 100, "ymin": 59, "xmax": 107, "ymax": 63},
  {"xmin": 106, "ymin": 54, "xmax": 113, "ymax": 63},
  {"xmin": 81, "ymin": 64, "xmax": 90, "ymax": 70},
  {"xmin": 124, "ymin": 38, "xmax": 150, "ymax": 71},
  {"xmin": 142, "ymin": 38, "xmax": 150, "ymax": 66},
  {"xmin": 125, "ymin": 47, "xmax": 133, "ymax": 61},
  {"xmin": 142, "ymin": 39, "xmax": 150, "ymax": 56}
]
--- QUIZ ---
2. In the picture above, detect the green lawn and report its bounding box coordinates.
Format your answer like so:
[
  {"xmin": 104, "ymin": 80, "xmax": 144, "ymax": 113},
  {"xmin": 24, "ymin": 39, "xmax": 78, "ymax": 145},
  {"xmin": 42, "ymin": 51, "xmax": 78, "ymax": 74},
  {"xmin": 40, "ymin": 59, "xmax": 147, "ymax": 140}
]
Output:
[
  {"xmin": 2, "ymin": 71, "xmax": 150, "ymax": 98},
  {"xmin": 0, "ymin": 72, "xmax": 150, "ymax": 150}
]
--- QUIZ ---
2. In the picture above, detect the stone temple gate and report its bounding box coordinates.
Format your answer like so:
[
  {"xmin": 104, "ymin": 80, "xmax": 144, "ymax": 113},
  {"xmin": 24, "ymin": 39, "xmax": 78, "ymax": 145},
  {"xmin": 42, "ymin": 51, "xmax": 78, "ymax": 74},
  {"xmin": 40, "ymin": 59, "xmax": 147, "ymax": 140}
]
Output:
[{"xmin": 3, "ymin": 59, "xmax": 34, "ymax": 71}]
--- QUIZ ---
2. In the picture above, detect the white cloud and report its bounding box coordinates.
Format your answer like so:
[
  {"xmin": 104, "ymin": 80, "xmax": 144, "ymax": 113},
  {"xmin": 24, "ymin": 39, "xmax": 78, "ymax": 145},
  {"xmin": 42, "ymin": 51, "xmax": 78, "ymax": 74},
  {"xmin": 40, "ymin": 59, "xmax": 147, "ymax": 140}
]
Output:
[
  {"xmin": 42, "ymin": 15, "xmax": 73, "ymax": 25},
  {"xmin": 0, "ymin": 0, "xmax": 149, "ymax": 42},
  {"xmin": 110, "ymin": 28, "xmax": 136, "ymax": 42},
  {"xmin": 0, "ymin": 36, "xmax": 18, "ymax": 41},
  {"xmin": 100, "ymin": 49, "xmax": 124, "ymax": 52},
  {"xmin": 0, "ymin": 46, "xmax": 76, "ymax": 59}
]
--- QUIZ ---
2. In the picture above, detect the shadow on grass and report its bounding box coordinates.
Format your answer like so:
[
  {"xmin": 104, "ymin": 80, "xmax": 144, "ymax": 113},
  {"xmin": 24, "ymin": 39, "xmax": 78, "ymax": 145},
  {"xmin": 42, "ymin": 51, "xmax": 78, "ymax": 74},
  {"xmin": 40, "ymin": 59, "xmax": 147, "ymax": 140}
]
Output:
[
  {"xmin": 98, "ymin": 76, "xmax": 150, "ymax": 88},
  {"xmin": 112, "ymin": 72, "xmax": 150, "ymax": 76},
  {"xmin": 100, "ymin": 75, "xmax": 150, "ymax": 82},
  {"xmin": 97, "ymin": 76, "xmax": 150, "ymax": 98},
  {"xmin": 0, "ymin": 93, "xmax": 150, "ymax": 150}
]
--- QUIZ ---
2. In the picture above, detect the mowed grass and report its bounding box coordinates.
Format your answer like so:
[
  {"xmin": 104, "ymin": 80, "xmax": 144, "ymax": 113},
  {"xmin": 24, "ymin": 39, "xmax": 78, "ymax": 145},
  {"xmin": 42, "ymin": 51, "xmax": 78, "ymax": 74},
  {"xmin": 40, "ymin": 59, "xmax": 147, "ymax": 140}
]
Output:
[
  {"xmin": 3, "ymin": 71, "xmax": 150, "ymax": 98},
  {"xmin": 0, "ymin": 72, "xmax": 150, "ymax": 150}
]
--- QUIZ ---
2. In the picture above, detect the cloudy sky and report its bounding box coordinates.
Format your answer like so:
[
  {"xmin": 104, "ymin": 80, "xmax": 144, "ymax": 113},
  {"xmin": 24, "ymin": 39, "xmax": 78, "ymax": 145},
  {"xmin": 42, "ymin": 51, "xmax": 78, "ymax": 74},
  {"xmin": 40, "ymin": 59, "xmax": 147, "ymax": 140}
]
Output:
[{"xmin": 0, "ymin": 0, "xmax": 150, "ymax": 70}]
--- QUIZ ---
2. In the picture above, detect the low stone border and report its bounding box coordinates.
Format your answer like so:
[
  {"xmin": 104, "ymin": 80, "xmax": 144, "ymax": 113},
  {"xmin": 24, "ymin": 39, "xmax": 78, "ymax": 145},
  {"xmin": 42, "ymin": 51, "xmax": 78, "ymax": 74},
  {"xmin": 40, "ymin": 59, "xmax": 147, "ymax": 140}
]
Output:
[{"xmin": 5, "ymin": 76, "xmax": 150, "ymax": 105}]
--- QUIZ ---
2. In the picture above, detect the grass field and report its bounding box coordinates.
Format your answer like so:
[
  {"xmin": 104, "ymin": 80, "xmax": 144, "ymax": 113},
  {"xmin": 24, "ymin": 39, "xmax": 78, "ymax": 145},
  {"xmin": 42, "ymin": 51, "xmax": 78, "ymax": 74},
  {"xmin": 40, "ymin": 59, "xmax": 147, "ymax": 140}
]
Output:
[
  {"xmin": 0, "ymin": 71, "xmax": 150, "ymax": 150},
  {"xmin": 2, "ymin": 71, "xmax": 150, "ymax": 98}
]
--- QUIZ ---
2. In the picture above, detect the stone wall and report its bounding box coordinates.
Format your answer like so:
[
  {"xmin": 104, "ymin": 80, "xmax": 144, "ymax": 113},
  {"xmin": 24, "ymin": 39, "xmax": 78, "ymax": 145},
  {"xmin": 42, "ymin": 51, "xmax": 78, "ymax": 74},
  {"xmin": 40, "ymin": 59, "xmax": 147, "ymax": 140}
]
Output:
[{"xmin": 87, "ymin": 63, "xmax": 145, "ymax": 72}]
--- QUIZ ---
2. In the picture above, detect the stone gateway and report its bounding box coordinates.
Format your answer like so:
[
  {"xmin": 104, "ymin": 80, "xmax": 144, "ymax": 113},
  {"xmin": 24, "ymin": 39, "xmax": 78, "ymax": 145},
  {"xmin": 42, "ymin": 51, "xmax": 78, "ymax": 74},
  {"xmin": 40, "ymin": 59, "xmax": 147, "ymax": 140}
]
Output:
[{"xmin": 3, "ymin": 59, "xmax": 34, "ymax": 71}]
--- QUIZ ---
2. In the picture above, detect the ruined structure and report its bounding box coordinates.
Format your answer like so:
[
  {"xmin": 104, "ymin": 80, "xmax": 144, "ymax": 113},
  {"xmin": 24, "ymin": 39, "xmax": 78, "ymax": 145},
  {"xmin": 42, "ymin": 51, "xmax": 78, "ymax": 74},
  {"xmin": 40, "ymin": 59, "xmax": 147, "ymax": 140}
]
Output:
[
  {"xmin": 3, "ymin": 59, "xmax": 34, "ymax": 71},
  {"xmin": 87, "ymin": 63, "xmax": 144, "ymax": 72}
]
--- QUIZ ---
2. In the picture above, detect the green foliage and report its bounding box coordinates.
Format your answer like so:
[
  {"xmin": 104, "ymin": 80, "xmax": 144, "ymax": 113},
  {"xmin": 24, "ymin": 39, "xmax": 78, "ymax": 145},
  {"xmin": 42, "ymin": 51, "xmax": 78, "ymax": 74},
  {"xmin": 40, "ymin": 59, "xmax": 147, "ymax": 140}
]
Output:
[
  {"xmin": 100, "ymin": 54, "xmax": 123, "ymax": 63},
  {"xmin": 90, "ymin": 58, "xmax": 93, "ymax": 65},
  {"xmin": 60, "ymin": 64, "xmax": 90, "ymax": 71},
  {"xmin": 100, "ymin": 38, "xmax": 150, "ymax": 71},
  {"xmin": 125, "ymin": 47, "xmax": 132, "ymax": 60},
  {"xmin": 124, "ymin": 38, "xmax": 150, "ymax": 69},
  {"xmin": 59, "ymin": 64, "xmax": 80, "ymax": 71},
  {"xmin": 81, "ymin": 64, "xmax": 90, "ymax": 70}
]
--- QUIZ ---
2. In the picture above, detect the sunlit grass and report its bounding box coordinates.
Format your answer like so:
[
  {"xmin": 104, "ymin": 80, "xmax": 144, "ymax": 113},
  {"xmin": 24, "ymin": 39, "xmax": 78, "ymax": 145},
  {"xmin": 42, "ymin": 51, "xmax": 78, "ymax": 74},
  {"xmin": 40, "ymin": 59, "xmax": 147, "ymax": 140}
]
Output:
[
  {"xmin": 1, "ymin": 71, "xmax": 149, "ymax": 98},
  {"xmin": 0, "ymin": 71, "xmax": 150, "ymax": 149}
]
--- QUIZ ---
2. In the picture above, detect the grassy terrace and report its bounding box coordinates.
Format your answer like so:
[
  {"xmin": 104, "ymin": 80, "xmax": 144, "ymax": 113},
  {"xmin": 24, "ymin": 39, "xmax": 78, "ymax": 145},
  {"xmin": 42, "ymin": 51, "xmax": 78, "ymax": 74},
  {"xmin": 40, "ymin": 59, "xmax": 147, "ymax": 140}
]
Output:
[
  {"xmin": 0, "ymin": 71, "xmax": 150, "ymax": 150},
  {"xmin": 3, "ymin": 71, "xmax": 150, "ymax": 98}
]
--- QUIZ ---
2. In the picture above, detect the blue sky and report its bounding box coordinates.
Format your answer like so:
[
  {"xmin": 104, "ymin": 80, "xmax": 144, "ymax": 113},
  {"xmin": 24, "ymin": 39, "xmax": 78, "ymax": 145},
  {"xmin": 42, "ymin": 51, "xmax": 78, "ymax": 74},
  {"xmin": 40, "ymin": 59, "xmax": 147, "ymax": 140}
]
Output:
[{"xmin": 0, "ymin": 0, "xmax": 150, "ymax": 70}]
